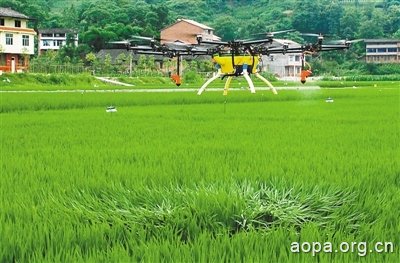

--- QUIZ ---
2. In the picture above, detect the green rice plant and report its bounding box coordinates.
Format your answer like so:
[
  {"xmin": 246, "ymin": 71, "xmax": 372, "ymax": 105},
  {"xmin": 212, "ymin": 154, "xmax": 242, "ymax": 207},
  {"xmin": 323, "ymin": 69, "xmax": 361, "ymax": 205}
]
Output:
[
  {"xmin": 0, "ymin": 87, "xmax": 399, "ymax": 262},
  {"xmin": 317, "ymin": 80, "xmax": 400, "ymax": 88}
]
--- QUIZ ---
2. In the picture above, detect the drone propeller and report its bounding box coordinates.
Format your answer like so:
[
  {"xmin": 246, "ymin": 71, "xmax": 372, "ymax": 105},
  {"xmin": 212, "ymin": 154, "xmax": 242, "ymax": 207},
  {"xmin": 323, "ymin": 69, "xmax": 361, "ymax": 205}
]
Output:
[
  {"xmin": 130, "ymin": 45, "xmax": 154, "ymax": 50},
  {"xmin": 130, "ymin": 35, "xmax": 180, "ymax": 43},
  {"xmin": 254, "ymin": 29, "xmax": 295, "ymax": 37},
  {"xmin": 108, "ymin": 40, "xmax": 132, "ymax": 45},
  {"xmin": 326, "ymin": 39, "xmax": 364, "ymax": 45},
  {"xmin": 301, "ymin": 33, "xmax": 327, "ymax": 43},
  {"xmin": 301, "ymin": 33, "xmax": 323, "ymax": 37},
  {"xmin": 163, "ymin": 41, "xmax": 188, "ymax": 46},
  {"xmin": 130, "ymin": 35, "xmax": 159, "ymax": 41},
  {"xmin": 161, "ymin": 41, "xmax": 198, "ymax": 50}
]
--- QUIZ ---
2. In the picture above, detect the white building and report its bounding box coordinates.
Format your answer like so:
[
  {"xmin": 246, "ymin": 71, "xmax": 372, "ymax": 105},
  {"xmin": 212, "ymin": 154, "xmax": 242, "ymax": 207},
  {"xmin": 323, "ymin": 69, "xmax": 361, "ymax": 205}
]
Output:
[
  {"xmin": 365, "ymin": 39, "xmax": 400, "ymax": 63},
  {"xmin": 0, "ymin": 7, "xmax": 36, "ymax": 73},
  {"xmin": 262, "ymin": 39, "xmax": 304, "ymax": 78},
  {"xmin": 38, "ymin": 28, "xmax": 78, "ymax": 55}
]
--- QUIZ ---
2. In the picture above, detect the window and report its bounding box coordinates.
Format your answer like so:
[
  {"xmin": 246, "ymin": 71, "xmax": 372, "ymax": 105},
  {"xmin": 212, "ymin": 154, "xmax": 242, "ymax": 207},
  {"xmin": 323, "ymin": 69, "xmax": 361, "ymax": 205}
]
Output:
[
  {"xmin": 15, "ymin": 20, "xmax": 21, "ymax": 27},
  {"xmin": 53, "ymin": 40, "xmax": 63, "ymax": 47},
  {"xmin": 42, "ymin": 33, "xmax": 53, "ymax": 37},
  {"xmin": 42, "ymin": 40, "xmax": 51, "ymax": 46},
  {"xmin": 22, "ymin": 35, "xmax": 29, "ymax": 46},
  {"xmin": 377, "ymin": 48, "xmax": 386, "ymax": 53},
  {"xmin": 295, "ymin": 55, "xmax": 301, "ymax": 62},
  {"xmin": 55, "ymin": 33, "xmax": 65, "ymax": 37},
  {"xmin": 0, "ymin": 18, "xmax": 4, "ymax": 26},
  {"xmin": 6, "ymin": 33, "xmax": 13, "ymax": 45},
  {"xmin": 387, "ymin": 48, "xmax": 397, "ymax": 52}
]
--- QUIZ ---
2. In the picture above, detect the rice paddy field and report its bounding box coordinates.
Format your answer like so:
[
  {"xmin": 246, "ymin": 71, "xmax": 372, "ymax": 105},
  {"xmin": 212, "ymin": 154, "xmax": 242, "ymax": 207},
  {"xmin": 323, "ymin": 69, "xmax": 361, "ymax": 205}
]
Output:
[{"xmin": 1, "ymin": 85, "xmax": 399, "ymax": 262}]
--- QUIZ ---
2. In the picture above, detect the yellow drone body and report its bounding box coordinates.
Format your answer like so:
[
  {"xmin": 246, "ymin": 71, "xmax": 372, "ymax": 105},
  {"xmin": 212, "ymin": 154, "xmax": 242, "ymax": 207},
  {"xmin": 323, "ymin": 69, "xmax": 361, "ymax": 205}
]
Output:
[
  {"xmin": 212, "ymin": 54, "xmax": 260, "ymax": 74},
  {"xmin": 196, "ymin": 53, "xmax": 277, "ymax": 96}
]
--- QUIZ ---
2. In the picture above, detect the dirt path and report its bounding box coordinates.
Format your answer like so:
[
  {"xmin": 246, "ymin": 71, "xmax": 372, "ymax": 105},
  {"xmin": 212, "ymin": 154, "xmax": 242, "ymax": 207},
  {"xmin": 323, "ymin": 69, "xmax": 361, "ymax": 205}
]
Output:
[{"xmin": 94, "ymin": 77, "xmax": 134, "ymax": 87}]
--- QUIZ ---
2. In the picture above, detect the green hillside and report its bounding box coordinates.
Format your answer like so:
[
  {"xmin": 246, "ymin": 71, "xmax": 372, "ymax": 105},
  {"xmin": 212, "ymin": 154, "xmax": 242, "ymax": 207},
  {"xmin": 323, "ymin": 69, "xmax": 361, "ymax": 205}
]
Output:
[
  {"xmin": 1, "ymin": 0, "xmax": 399, "ymax": 74},
  {"xmin": 2, "ymin": 0, "xmax": 399, "ymax": 41}
]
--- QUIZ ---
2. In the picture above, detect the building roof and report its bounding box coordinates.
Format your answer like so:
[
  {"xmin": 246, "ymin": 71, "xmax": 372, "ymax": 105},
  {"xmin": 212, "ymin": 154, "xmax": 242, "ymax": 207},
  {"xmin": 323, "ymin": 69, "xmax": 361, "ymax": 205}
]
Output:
[
  {"xmin": 0, "ymin": 7, "xmax": 29, "ymax": 19},
  {"xmin": 181, "ymin": 19, "xmax": 213, "ymax": 30},
  {"xmin": 162, "ymin": 18, "xmax": 214, "ymax": 32},
  {"xmin": 38, "ymin": 28, "xmax": 77, "ymax": 34},
  {"xmin": 364, "ymin": 39, "xmax": 400, "ymax": 44}
]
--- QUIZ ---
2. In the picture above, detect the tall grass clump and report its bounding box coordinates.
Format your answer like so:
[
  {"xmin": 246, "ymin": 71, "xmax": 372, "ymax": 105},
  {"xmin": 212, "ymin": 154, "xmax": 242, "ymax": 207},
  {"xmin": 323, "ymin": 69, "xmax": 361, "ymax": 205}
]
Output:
[{"xmin": 51, "ymin": 183, "xmax": 362, "ymax": 242}]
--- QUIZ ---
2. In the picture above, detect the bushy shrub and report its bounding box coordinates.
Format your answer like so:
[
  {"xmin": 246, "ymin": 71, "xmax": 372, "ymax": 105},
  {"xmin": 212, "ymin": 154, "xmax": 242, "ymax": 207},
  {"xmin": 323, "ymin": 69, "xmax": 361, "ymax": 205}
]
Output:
[{"xmin": 183, "ymin": 70, "xmax": 202, "ymax": 83}]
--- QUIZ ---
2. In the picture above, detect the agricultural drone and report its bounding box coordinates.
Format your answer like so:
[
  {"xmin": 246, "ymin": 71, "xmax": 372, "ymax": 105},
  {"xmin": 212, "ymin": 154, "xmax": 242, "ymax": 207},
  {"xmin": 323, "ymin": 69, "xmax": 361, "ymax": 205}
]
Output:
[{"xmin": 110, "ymin": 32, "xmax": 361, "ymax": 95}]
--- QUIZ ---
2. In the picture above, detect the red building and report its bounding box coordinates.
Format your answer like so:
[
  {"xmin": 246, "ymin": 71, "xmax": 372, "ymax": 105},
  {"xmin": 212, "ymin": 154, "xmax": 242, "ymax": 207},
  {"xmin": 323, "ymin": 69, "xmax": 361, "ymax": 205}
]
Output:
[{"xmin": 160, "ymin": 19, "xmax": 220, "ymax": 44}]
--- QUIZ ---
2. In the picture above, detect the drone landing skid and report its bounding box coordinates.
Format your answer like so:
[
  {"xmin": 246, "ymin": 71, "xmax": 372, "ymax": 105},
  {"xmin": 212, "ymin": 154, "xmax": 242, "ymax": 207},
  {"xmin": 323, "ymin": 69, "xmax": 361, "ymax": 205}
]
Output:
[
  {"xmin": 254, "ymin": 73, "xmax": 278, "ymax": 95},
  {"xmin": 197, "ymin": 70, "xmax": 222, "ymax": 95},
  {"xmin": 197, "ymin": 70, "xmax": 277, "ymax": 96},
  {"xmin": 223, "ymin": 76, "xmax": 233, "ymax": 96}
]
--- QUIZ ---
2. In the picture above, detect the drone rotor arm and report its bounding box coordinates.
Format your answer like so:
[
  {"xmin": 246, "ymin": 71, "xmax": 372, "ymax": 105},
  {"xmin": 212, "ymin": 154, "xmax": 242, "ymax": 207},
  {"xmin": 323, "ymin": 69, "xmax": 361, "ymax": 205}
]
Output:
[
  {"xmin": 242, "ymin": 38, "xmax": 273, "ymax": 46},
  {"xmin": 129, "ymin": 46, "xmax": 154, "ymax": 51},
  {"xmin": 199, "ymin": 40, "xmax": 230, "ymax": 46},
  {"xmin": 318, "ymin": 45, "xmax": 350, "ymax": 51}
]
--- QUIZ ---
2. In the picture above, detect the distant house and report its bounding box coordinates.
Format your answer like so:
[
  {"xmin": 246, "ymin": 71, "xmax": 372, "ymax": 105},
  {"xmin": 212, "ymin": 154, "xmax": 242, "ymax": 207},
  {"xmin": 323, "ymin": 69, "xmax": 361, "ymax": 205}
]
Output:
[
  {"xmin": 365, "ymin": 39, "xmax": 400, "ymax": 63},
  {"xmin": 262, "ymin": 39, "xmax": 304, "ymax": 78},
  {"xmin": 0, "ymin": 7, "xmax": 36, "ymax": 73},
  {"xmin": 161, "ymin": 18, "xmax": 221, "ymax": 44},
  {"xmin": 38, "ymin": 28, "xmax": 78, "ymax": 55}
]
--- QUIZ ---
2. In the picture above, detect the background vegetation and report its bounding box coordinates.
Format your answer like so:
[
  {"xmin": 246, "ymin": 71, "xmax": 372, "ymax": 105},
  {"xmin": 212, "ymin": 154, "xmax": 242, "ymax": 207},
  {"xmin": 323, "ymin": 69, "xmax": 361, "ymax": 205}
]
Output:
[{"xmin": 0, "ymin": 0, "xmax": 399, "ymax": 75}]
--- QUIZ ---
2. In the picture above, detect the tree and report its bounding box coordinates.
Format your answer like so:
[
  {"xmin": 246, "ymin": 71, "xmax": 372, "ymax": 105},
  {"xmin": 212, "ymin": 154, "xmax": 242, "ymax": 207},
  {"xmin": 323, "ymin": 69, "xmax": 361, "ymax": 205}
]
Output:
[
  {"xmin": 146, "ymin": 55, "xmax": 156, "ymax": 71},
  {"xmin": 102, "ymin": 54, "xmax": 113, "ymax": 74},
  {"xmin": 137, "ymin": 55, "xmax": 148, "ymax": 70},
  {"xmin": 292, "ymin": 0, "xmax": 324, "ymax": 33},
  {"xmin": 383, "ymin": 5, "xmax": 400, "ymax": 36},
  {"xmin": 357, "ymin": 9, "xmax": 385, "ymax": 39},
  {"xmin": 340, "ymin": 7, "xmax": 361, "ymax": 39},
  {"xmin": 85, "ymin": 52, "xmax": 98, "ymax": 73},
  {"xmin": 60, "ymin": 4, "xmax": 79, "ymax": 29},
  {"xmin": 213, "ymin": 15, "xmax": 238, "ymax": 40},
  {"xmin": 393, "ymin": 29, "xmax": 400, "ymax": 39},
  {"xmin": 323, "ymin": 1, "xmax": 343, "ymax": 36},
  {"xmin": 81, "ymin": 27, "xmax": 117, "ymax": 51}
]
